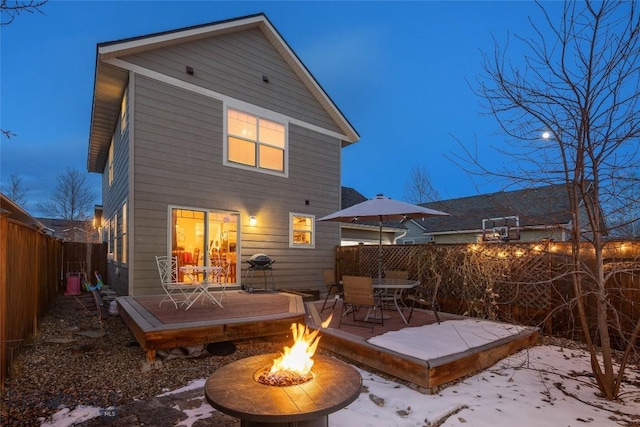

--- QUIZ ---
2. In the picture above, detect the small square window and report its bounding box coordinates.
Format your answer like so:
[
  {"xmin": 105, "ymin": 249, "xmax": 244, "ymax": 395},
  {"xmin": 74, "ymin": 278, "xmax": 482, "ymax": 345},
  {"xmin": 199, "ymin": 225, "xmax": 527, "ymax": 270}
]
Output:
[{"xmin": 290, "ymin": 213, "xmax": 315, "ymax": 248}]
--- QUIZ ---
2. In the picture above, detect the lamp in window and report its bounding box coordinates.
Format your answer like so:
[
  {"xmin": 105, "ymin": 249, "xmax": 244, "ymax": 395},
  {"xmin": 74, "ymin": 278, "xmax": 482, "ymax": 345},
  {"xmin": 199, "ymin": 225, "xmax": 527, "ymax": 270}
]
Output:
[{"xmin": 249, "ymin": 215, "xmax": 257, "ymax": 226}]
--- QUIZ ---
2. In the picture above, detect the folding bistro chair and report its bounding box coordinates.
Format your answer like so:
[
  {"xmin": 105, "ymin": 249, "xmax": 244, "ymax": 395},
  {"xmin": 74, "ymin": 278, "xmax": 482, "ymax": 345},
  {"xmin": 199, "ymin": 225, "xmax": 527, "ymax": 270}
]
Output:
[
  {"xmin": 156, "ymin": 255, "xmax": 202, "ymax": 309},
  {"xmin": 320, "ymin": 268, "xmax": 343, "ymax": 312},
  {"xmin": 406, "ymin": 273, "xmax": 442, "ymax": 324},
  {"xmin": 339, "ymin": 275, "xmax": 384, "ymax": 331}
]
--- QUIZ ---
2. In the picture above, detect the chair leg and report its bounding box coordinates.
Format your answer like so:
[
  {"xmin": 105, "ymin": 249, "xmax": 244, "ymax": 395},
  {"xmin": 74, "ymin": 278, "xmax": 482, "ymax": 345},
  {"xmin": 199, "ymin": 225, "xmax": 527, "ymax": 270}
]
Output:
[
  {"xmin": 320, "ymin": 290, "xmax": 332, "ymax": 312},
  {"xmin": 338, "ymin": 301, "xmax": 348, "ymax": 328},
  {"xmin": 407, "ymin": 298, "xmax": 416, "ymax": 323},
  {"xmin": 320, "ymin": 285, "xmax": 338, "ymax": 312},
  {"xmin": 406, "ymin": 297, "xmax": 441, "ymax": 325},
  {"xmin": 160, "ymin": 292, "xmax": 179, "ymax": 309},
  {"xmin": 432, "ymin": 297, "xmax": 441, "ymax": 324}
]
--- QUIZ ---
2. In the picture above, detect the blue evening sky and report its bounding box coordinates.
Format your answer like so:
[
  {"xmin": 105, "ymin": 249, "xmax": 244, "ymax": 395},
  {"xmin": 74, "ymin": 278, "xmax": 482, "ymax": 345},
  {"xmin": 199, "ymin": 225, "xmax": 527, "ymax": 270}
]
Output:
[{"xmin": 1, "ymin": 0, "xmax": 560, "ymax": 215}]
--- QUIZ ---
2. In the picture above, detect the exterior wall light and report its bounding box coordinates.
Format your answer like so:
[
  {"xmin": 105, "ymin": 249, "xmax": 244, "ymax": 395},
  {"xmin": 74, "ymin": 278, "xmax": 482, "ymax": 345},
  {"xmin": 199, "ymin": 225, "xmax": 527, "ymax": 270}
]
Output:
[{"xmin": 249, "ymin": 215, "xmax": 257, "ymax": 226}]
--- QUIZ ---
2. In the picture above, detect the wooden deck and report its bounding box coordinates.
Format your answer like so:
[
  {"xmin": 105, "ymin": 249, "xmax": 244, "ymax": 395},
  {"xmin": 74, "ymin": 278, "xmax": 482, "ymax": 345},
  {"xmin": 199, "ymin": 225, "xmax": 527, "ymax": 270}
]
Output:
[
  {"xmin": 307, "ymin": 300, "xmax": 538, "ymax": 393},
  {"xmin": 117, "ymin": 290, "xmax": 538, "ymax": 393},
  {"xmin": 116, "ymin": 290, "xmax": 306, "ymax": 362}
]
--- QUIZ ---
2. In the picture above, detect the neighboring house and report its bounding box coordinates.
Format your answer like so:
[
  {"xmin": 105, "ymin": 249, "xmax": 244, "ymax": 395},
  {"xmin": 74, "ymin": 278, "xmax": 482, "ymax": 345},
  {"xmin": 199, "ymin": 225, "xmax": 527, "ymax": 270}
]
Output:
[
  {"xmin": 401, "ymin": 184, "xmax": 598, "ymax": 244},
  {"xmin": 339, "ymin": 187, "xmax": 405, "ymax": 246},
  {"xmin": 87, "ymin": 14, "xmax": 359, "ymax": 296},
  {"xmin": 36, "ymin": 218, "xmax": 101, "ymax": 243}
]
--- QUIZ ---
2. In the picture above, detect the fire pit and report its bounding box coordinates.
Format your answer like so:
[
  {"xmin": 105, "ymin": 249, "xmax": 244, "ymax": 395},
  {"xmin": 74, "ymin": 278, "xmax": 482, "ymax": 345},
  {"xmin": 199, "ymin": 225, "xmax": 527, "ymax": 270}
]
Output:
[
  {"xmin": 205, "ymin": 353, "xmax": 361, "ymax": 426},
  {"xmin": 204, "ymin": 322, "xmax": 361, "ymax": 426}
]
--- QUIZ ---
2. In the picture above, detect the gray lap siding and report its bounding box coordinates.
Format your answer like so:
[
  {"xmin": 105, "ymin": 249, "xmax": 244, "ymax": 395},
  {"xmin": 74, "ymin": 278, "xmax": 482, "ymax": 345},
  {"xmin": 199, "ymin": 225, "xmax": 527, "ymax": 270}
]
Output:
[{"xmin": 131, "ymin": 75, "xmax": 340, "ymax": 296}]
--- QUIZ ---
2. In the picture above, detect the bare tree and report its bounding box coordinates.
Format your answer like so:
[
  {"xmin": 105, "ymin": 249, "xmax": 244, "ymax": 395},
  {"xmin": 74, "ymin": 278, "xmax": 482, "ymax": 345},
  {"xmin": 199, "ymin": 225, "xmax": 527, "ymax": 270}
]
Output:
[
  {"xmin": 403, "ymin": 165, "xmax": 440, "ymax": 204},
  {"xmin": 35, "ymin": 168, "xmax": 95, "ymax": 221},
  {"xmin": 475, "ymin": 0, "xmax": 640, "ymax": 400},
  {"xmin": 1, "ymin": 172, "xmax": 29, "ymax": 206}
]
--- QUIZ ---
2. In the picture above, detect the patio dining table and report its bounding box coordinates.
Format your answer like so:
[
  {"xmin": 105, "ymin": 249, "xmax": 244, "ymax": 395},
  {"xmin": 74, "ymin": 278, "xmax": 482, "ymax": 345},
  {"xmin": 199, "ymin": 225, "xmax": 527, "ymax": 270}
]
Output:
[
  {"xmin": 180, "ymin": 265, "xmax": 226, "ymax": 308},
  {"xmin": 372, "ymin": 278, "xmax": 419, "ymax": 324}
]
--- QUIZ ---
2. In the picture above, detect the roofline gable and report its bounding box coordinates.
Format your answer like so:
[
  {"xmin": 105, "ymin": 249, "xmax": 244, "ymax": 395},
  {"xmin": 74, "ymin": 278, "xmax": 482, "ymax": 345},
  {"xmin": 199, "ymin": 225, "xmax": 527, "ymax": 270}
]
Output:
[
  {"xmin": 87, "ymin": 13, "xmax": 359, "ymax": 172},
  {"xmin": 97, "ymin": 14, "xmax": 267, "ymax": 59}
]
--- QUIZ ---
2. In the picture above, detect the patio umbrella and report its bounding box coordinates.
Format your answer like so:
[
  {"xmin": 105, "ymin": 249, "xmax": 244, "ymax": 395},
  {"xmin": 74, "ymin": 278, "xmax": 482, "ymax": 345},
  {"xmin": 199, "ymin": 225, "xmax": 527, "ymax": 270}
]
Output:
[{"xmin": 317, "ymin": 194, "xmax": 450, "ymax": 280}]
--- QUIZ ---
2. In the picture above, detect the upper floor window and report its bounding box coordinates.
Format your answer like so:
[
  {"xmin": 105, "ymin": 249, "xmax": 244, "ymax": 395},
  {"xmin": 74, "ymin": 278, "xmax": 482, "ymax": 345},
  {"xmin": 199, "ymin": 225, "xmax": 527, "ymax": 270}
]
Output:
[
  {"xmin": 120, "ymin": 89, "xmax": 128, "ymax": 134},
  {"xmin": 290, "ymin": 213, "xmax": 315, "ymax": 248},
  {"xmin": 108, "ymin": 139, "xmax": 114, "ymax": 186},
  {"xmin": 226, "ymin": 108, "xmax": 286, "ymax": 174}
]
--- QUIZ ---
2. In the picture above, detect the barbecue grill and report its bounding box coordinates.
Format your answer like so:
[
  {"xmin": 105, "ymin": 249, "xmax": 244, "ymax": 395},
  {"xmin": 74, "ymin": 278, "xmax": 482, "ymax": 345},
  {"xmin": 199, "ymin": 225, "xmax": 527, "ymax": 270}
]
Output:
[{"xmin": 244, "ymin": 253, "xmax": 275, "ymax": 292}]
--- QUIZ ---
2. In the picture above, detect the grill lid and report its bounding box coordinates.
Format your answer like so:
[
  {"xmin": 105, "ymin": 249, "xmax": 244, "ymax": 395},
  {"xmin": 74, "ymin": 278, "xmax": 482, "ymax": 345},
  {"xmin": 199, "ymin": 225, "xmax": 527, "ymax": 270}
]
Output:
[{"xmin": 248, "ymin": 253, "xmax": 274, "ymax": 267}]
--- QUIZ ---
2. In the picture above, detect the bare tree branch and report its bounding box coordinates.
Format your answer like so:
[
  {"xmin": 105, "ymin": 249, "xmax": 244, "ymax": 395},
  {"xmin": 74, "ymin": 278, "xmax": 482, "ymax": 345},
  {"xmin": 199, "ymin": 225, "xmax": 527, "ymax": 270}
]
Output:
[
  {"xmin": 403, "ymin": 165, "xmax": 441, "ymax": 204},
  {"xmin": 0, "ymin": 0, "xmax": 47, "ymax": 26},
  {"xmin": 1, "ymin": 172, "xmax": 28, "ymax": 206}
]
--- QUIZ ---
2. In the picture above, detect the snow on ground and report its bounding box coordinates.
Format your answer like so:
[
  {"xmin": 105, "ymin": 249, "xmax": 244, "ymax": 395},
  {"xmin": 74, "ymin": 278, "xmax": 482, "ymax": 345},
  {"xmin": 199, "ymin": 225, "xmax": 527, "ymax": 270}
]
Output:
[{"xmin": 41, "ymin": 319, "xmax": 640, "ymax": 426}]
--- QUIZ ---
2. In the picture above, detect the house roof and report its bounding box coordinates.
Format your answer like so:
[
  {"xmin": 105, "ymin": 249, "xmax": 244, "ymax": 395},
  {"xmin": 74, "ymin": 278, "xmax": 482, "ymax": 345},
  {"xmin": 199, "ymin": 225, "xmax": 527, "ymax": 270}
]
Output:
[
  {"xmin": 341, "ymin": 186, "xmax": 368, "ymax": 210},
  {"xmin": 414, "ymin": 184, "xmax": 576, "ymax": 233},
  {"xmin": 87, "ymin": 13, "xmax": 359, "ymax": 173},
  {"xmin": 36, "ymin": 218, "xmax": 101, "ymax": 243}
]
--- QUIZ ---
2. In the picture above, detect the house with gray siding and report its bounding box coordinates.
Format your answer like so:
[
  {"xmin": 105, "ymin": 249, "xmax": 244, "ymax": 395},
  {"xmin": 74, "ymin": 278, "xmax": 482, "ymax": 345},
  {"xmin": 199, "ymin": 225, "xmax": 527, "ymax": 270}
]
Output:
[
  {"xmin": 87, "ymin": 14, "xmax": 359, "ymax": 296},
  {"xmin": 401, "ymin": 184, "xmax": 598, "ymax": 244}
]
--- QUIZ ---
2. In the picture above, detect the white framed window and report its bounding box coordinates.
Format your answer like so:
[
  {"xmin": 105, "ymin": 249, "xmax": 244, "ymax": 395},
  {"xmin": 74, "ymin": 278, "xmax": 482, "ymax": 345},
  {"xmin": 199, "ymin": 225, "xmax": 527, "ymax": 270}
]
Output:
[
  {"xmin": 113, "ymin": 214, "xmax": 118, "ymax": 263},
  {"xmin": 226, "ymin": 108, "xmax": 286, "ymax": 175},
  {"xmin": 108, "ymin": 139, "xmax": 114, "ymax": 186},
  {"xmin": 120, "ymin": 88, "xmax": 128, "ymax": 134},
  {"xmin": 121, "ymin": 201, "xmax": 127, "ymax": 265},
  {"xmin": 289, "ymin": 213, "xmax": 315, "ymax": 248},
  {"xmin": 107, "ymin": 217, "xmax": 114, "ymax": 261}
]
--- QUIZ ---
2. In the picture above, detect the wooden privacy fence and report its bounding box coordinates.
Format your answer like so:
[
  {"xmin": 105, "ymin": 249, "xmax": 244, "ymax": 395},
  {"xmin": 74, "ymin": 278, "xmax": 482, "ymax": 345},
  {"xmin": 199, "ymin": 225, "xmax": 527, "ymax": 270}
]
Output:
[
  {"xmin": 0, "ymin": 212, "xmax": 61, "ymax": 392},
  {"xmin": 62, "ymin": 241, "xmax": 108, "ymax": 284},
  {"xmin": 336, "ymin": 241, "xmax": 640, "ymax": 344},
  {"xmin": 0, "ymin": 211, "xmax": 108, "ymax": 391}
]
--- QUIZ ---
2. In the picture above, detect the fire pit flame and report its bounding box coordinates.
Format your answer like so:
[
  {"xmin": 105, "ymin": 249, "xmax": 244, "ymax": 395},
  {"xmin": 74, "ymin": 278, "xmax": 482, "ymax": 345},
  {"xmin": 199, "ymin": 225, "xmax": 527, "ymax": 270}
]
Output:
[
  {"xmin": 258, "ymin": 315, "xmax": 333, "ymax": 387},
  {"xmin": 271, "ymin": 323, "xmax": 319, "ymax": 374}
]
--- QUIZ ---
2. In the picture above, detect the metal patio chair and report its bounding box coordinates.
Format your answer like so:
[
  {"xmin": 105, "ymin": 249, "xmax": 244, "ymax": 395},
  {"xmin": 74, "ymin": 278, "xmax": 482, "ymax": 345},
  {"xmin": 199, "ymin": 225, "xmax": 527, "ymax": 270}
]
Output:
[
  {"xmin": 156, "ymin": 255, "xmax": 202, "ymax": 309},
  {"xmin": 406, "ymin": 273, "xmax": 442, "ymax": 324},
  {"xmin": 339, "ymin": 275, "xmax": 384, "ymax": 331},
  {"xmin": 320, "ymin": 268, "xmax": 342, "ymax": 312}
]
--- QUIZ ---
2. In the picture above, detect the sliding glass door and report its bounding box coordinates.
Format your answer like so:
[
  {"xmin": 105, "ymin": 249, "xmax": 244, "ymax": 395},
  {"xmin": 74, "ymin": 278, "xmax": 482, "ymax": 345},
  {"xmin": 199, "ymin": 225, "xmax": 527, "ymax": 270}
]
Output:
[{"xmin": 170, "ymin": 207, "xmax": 239, "ymax": 283}]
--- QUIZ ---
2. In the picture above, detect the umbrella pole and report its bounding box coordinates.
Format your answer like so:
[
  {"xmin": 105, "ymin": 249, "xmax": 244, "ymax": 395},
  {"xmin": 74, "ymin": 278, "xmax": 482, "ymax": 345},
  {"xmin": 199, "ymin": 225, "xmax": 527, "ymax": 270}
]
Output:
[{"xmin": 378, "ymin": 218, "xmax": 383, "ymax": 281}]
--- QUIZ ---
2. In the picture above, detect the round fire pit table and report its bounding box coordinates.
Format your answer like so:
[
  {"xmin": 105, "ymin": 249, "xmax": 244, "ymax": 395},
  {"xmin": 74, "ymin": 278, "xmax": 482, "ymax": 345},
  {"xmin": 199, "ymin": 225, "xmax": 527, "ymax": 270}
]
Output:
[{"xmin": 205, "ymin": 353, "xmax": 362, "ymax": 427}]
